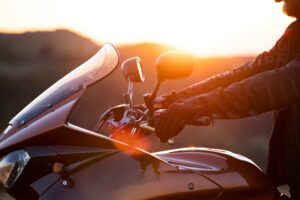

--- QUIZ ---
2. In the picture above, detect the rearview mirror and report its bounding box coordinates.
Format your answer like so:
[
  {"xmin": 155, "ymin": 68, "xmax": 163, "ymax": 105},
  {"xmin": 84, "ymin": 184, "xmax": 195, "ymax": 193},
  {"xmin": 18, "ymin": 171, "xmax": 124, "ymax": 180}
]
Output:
[
  {"xmin": 121, "ymin": 57, "xmax": 145, "ymax": 83},
  {"xmin": 156, "ymin": 51, "xmax": 193, "ymax": 81}
]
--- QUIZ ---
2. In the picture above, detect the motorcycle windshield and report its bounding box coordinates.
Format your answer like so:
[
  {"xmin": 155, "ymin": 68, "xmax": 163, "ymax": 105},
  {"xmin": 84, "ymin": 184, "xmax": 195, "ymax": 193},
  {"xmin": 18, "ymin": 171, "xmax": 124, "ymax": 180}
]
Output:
[{"xmin": 11, "ymin": 43, "xmax": 119, "ymax": 128}]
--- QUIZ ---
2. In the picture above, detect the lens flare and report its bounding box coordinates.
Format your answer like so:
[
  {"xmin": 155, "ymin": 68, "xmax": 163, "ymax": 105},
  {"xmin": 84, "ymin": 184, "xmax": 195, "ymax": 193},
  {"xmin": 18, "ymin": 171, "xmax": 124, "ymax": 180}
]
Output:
[{"xmin": 110, "ymin": 128, "xmax": 151, "ymax": 156}]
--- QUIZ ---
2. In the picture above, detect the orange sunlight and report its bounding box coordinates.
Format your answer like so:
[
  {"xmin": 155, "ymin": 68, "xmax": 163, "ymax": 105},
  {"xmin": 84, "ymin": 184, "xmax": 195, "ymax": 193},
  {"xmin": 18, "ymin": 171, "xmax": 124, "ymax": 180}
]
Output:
[{"xmin": 0, "ymin": 0, "xmax": 294, "ymax": 56}]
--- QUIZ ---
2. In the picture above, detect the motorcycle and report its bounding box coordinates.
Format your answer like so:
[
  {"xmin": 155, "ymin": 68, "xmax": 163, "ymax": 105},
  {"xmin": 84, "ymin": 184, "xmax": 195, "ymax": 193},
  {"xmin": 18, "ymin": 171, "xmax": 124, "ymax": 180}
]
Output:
[{"xmin": 0, "ymin": 43, "xmax": 285, "ymax": 199}]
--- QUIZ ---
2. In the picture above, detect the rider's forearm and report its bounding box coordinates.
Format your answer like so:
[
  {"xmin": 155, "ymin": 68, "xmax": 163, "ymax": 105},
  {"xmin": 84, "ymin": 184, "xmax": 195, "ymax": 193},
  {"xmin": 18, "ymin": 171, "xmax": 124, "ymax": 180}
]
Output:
[
  {"xmin": 174, "ymin": 34, "xmax": 291, "ymax": 101},
  {"xmin": 174, "ymin": 52, "xmax": 276, "ymax": 100},
  {"xmin": 190, "ymin": 58, "xmax": 300, "ymax": 119}
]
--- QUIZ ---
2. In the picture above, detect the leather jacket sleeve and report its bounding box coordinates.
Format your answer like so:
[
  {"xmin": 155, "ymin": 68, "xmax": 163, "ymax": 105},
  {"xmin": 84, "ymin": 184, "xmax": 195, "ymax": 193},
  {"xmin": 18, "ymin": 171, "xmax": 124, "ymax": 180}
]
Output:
[
  {"xmin": 189, "ymin": 57, "xmax": 300, "ymax": 119},
  {"xmin": 174, "ymin": 51, "xmax": 275, "ymax": 100},
  {"xmin": 172, "ymin": 22, "xmax": 298, "ymax": 101}
]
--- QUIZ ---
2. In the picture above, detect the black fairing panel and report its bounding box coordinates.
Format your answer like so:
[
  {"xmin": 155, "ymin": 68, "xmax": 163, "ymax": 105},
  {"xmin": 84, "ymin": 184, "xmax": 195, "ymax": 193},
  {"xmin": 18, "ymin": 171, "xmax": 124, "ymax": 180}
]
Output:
[{"xmin": 40, "ymin": 150, "xmax": 222, "ymax": 200}]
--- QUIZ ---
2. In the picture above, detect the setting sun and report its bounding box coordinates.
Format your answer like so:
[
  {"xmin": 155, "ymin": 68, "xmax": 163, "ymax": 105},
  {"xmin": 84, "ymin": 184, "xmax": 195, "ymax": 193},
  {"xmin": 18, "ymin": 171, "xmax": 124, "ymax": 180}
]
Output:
[{"xmin": 0, "ymin": 0, "xmax": 294, "ymax": 56}]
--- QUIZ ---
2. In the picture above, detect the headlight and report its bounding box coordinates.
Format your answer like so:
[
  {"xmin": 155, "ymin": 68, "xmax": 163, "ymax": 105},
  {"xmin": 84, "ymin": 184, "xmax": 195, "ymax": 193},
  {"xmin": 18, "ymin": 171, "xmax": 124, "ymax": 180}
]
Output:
[{"xmin": 0, "ymin": 150, "xmax": 30, "ymax": 188}]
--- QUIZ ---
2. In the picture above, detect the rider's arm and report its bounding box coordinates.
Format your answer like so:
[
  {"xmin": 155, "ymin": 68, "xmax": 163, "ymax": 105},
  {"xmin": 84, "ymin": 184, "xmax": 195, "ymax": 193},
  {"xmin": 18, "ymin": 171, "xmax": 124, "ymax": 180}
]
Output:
[
  {"xmin": 165, "ymin": 22, "xmax": 299, "ymax": 104},
  {"xmin": 189, "ymin": 57, "xmax": 300, "ymax": 119}
]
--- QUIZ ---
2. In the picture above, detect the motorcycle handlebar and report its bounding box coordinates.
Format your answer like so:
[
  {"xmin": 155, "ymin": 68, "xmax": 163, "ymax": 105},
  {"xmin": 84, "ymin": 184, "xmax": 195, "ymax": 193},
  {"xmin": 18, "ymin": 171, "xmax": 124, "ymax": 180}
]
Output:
[
  {"xmin": 139, "ymin": 115, "xmax": 212, "ymax": 133},
  {"xmin": 139, "ymin": 115, "xmax": 212, "ymax": 145}
]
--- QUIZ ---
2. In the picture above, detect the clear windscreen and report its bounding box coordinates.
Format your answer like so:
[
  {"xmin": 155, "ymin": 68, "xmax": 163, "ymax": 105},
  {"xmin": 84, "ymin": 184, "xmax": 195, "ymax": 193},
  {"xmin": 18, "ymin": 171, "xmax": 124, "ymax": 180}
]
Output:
[{"xmin": 12, "ymin": 43, "xmax": 119, "ymax": 127}]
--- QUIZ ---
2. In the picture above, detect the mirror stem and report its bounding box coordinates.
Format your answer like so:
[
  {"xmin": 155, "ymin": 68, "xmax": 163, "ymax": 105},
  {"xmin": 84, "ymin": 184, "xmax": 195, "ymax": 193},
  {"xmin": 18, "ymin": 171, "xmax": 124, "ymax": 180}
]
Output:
[
  {"xmin": 125, "ymin": 81, "xmax": 134, "ymax": 108},
  {"xmin": 151, "ymin": 81, "xmax": 161, "ymax": 102},
  {"xmin": 145, "ymin": 81, "xmax": 161, "ymax": 115}
]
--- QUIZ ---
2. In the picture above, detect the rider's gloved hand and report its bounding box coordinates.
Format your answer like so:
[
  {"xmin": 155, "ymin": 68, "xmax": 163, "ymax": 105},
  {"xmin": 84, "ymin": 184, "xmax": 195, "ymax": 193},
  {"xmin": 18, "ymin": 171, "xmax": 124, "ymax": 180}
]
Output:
[{"xmin": 154, "ymin": 99, "xmax": 202, "ymax": 143}]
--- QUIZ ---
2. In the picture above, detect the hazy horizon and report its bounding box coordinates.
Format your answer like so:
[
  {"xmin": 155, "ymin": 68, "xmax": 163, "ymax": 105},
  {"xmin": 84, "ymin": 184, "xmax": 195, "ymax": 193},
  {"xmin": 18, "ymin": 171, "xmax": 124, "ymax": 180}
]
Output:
[{"xmin": 0, "ymin": 0, "xmax": 295, "ymax": 57}]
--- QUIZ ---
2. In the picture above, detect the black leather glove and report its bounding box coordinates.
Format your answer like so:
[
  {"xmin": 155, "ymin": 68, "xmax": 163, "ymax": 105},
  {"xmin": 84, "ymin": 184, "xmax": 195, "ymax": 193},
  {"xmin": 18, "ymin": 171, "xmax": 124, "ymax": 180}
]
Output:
[{"xmin": 154, "ymin": 99, "xmax": 201, "ymax": 143}]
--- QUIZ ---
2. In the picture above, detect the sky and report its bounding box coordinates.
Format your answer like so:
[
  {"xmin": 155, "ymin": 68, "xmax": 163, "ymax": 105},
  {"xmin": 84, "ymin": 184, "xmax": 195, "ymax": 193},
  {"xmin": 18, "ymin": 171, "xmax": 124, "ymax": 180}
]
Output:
[{"xmin": 0, "ymin": 0, "xmax": 295, "ymax": 56}]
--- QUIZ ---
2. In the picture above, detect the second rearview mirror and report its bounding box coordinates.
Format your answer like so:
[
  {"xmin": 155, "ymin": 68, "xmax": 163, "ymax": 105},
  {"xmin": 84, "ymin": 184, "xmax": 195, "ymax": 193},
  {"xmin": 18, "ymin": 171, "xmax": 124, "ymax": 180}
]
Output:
[{"xmin": 155, "ymin": 51, "xmax": 193, "ymax": 81}]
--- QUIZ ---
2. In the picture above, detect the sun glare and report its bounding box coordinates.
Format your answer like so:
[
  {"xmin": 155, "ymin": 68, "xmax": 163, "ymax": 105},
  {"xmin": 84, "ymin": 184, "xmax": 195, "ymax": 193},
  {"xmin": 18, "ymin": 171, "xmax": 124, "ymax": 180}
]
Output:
[{"xmin": 0, "ymin": 0, "xmax": 294, "ymax": 56}]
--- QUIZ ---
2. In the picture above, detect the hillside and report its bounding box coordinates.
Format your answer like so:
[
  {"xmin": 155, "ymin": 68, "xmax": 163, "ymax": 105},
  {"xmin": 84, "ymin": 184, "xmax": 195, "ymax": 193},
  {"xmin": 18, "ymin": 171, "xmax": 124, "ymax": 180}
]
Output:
[{"xmin": 0, "ymin": 29, "xmax": 272, "ymax": 172}]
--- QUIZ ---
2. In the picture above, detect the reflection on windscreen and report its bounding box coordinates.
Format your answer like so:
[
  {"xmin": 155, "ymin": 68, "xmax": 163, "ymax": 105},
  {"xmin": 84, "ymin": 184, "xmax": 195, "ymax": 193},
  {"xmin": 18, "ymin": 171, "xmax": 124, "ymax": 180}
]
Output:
[{"xmin": 12, "ymin": 44, "xmax": 119, "ymax": 127}]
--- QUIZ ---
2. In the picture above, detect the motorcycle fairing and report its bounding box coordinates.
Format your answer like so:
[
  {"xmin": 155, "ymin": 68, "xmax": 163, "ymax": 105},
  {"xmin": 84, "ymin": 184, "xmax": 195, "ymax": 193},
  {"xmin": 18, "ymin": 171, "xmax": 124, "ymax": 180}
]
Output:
[
  {"xmin": 38, "ymin": 149, "xmax": 222, "ymax": 200},
  {"xmin": 0, "ymin": 43, "xmax": 119, "ymax": 153}
]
